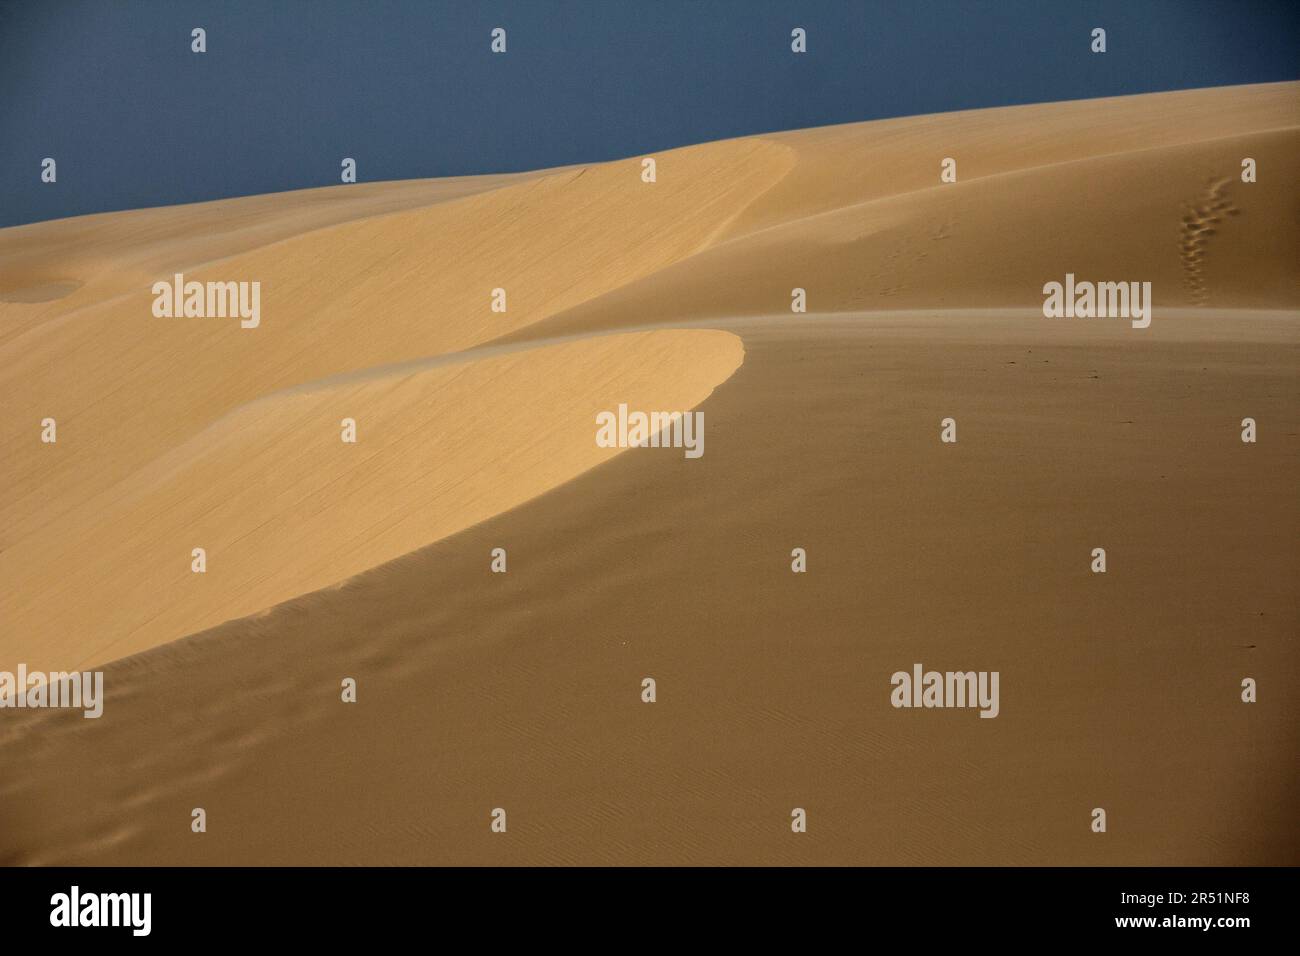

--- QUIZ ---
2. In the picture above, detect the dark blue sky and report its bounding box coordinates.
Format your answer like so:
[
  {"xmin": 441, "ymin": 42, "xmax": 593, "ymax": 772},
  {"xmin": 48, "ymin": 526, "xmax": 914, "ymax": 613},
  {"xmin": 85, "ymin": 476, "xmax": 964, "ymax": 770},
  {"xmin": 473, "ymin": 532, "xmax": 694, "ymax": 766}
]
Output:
[{"xmin": 1, "ymin": 0, "xmax": 1296, "ymax": 228}]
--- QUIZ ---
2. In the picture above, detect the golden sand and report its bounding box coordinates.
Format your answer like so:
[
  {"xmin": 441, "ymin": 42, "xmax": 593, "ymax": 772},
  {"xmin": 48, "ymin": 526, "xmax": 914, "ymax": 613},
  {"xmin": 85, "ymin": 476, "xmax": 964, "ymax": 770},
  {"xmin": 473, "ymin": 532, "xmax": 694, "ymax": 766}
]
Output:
[{"xmin": 1, "ymin": 82, "xmax": 1295, "ymax": 864}]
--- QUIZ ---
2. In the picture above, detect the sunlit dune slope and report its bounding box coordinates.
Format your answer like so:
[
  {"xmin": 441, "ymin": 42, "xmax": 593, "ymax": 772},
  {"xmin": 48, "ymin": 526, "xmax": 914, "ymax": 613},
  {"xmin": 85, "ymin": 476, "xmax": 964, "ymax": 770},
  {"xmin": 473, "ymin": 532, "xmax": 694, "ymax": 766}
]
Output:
[
  {"xmin": 1, "ymin": 329, "xmax": 741, "ymax": 671},
  {"xmin": 1, "ymin": 139, "xmax": 787, "ymax": 668}
]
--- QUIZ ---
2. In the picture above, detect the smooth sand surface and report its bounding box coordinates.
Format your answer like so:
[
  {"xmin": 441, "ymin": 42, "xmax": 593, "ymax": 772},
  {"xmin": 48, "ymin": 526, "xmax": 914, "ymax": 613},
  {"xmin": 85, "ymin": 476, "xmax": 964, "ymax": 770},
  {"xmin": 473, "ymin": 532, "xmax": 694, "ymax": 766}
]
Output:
[{"xmin": 1, "ymin": 82, "xmax": 1296, "ymax": 864}]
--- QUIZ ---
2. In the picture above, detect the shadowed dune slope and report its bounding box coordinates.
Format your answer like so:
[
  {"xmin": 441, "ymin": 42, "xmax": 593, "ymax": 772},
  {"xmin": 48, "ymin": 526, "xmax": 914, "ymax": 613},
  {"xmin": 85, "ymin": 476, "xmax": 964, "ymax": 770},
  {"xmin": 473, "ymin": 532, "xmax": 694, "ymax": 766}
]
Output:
[{"xmin": 0, "ymin": 83, "xmax": 1296, "ymax": 865}]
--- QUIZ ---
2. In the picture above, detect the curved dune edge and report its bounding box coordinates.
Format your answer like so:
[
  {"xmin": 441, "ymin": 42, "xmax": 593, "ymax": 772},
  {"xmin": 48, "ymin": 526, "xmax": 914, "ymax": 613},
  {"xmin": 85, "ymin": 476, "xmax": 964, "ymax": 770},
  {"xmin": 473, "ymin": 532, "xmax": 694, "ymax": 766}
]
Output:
[{"xmin": 0, "ymin": 328, "xmax": 743, "ymax": 672}]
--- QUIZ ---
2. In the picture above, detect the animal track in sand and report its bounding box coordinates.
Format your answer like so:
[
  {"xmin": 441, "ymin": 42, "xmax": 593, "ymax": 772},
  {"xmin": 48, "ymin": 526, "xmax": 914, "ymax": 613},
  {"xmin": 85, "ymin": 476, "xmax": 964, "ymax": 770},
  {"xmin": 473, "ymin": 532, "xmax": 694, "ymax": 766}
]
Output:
[{"xmin": 1179, "ymin": 177, "xmax": 1240, "ymax": 304}]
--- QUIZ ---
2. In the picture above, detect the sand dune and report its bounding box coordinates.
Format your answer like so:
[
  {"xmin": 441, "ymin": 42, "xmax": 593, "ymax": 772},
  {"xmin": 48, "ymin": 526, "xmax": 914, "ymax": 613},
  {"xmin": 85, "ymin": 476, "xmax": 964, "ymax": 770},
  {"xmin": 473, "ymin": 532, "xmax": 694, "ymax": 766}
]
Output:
[
  {"xmin": 517, "ymin": 85, "xmax": 1298, "ymax": 343},
  {"xmin": 2, "ymin": 329, "xmax": 741, "ymax": 671},
  {"xmin": 1, "ymin": 82, "xmax": 1296, "ymax": 865}
]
